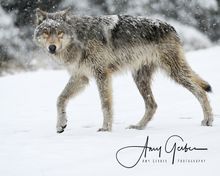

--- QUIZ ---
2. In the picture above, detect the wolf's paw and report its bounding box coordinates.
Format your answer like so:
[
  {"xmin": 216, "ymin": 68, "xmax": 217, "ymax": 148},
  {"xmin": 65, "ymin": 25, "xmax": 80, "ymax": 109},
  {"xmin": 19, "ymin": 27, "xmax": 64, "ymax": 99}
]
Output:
[
  {"xmin": 97, "ymin": 127, "xmax": 111, "ymax": 132},
  {"xmin": 57, "ymin": 124, "xmax": 67, "ymax": 133},
  {"xmin": 201, "ymin": 118, "xmax": 213, "ymax": 126},
  {"xmin": 56, "ymin": 119, "xmax": 67, "ymax": 133},
  {"xmin": 126, "ymin": 125, "xmax": 145, "ymax": 130}
]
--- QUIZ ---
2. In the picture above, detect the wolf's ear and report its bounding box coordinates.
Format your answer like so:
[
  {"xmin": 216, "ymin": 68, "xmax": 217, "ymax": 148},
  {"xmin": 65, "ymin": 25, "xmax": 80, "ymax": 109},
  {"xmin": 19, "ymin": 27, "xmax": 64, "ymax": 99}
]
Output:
[
  {"xmin": 59, "ymin": 7, "xmax": 71, "ymax": 21},
  {"xmin": 36, "ymin": 8, "xmax": 47, "ymax": 25}
]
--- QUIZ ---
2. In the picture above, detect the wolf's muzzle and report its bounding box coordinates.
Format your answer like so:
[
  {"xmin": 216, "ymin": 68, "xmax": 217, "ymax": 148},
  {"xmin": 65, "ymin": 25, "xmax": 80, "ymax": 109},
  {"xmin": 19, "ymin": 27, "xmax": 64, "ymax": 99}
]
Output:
[{"xmin": 48, "ymin": 45, "xmax": 56, "ymax": 54}]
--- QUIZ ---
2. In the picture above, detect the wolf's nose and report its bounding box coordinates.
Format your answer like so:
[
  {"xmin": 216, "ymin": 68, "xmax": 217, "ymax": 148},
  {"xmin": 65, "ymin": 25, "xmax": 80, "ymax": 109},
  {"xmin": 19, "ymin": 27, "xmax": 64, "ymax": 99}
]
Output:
[{"xmin": 48, "ymin": 45, "xmax": 56, "ymax": 54}]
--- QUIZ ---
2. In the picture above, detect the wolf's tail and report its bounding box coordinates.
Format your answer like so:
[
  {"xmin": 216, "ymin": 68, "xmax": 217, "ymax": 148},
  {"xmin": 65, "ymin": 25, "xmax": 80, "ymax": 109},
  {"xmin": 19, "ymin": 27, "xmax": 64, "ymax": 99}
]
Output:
[{"xmin": 192, "ymin": 71, "xmax": 212, "ymax": 92}]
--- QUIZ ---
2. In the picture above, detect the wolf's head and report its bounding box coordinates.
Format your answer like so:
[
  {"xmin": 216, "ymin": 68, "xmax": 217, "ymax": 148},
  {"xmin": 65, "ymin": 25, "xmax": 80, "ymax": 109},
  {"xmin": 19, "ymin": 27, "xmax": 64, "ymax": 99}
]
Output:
[{"xmin": 33, "ymin": 8, "xmax": 72, "ymax": 54}]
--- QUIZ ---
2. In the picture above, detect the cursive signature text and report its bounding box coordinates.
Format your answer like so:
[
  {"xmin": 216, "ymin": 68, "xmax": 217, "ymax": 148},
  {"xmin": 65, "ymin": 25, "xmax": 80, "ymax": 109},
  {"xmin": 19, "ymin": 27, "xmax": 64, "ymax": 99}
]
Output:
[{"xmin": 116, "ymin": 135, "xmax": 207, "ymax": 168}]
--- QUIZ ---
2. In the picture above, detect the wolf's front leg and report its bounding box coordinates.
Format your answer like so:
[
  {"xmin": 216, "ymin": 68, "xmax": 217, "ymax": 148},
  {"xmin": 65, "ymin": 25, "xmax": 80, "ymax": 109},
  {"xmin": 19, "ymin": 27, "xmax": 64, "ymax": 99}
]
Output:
[
  {"xmin": 56, "ymin": 75, "xmax": 89, "ymax": 133},
  {"xmin": 95, "ymin": 72, "xmax": 113, "ymax": 132}
]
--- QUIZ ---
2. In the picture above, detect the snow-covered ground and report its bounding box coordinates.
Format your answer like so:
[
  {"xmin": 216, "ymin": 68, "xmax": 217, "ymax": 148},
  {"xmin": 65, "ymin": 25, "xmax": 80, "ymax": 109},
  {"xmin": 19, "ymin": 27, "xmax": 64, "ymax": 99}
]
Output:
[{"xmin": 0, "ymin": 47, "xmax": 220, "ymax": 176}]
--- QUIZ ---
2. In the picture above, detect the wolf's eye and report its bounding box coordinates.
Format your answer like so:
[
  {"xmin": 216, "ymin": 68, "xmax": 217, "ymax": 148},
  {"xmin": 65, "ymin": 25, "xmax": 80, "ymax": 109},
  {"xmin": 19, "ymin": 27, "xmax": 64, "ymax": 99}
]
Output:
[
  {"xmin": 42, "ymin": 30, "xmax": 49, "ymax": 38},
  {"xmin": 58, "ymin": 31, "xmax": 64, "ymax": 38}
]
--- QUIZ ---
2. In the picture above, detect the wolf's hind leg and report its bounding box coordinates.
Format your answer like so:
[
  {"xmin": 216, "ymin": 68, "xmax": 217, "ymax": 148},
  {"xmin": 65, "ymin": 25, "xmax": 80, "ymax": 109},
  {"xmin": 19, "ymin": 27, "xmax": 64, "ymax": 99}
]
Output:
[
  {"xmin": 56, "ymin": 75, "xmax": 89, "ymax": 133},
  {"xmin": 128, "ymin": 65, "xmax": 157, "ymax": 130},
  {"xmin": 172, "ymin": 72, "xmax": 213, "ymax": 126},
  {"xmin": 161, "ymin": 53, "xmax": 213, "ymax": 126}
]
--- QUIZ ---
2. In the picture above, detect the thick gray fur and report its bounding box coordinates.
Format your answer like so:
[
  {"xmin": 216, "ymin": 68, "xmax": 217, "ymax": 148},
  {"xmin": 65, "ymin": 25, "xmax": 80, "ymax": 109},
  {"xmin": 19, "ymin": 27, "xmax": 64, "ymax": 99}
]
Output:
[{"xmin": 34, "ymin": 9, "xmax": 213, "ymax": 133}]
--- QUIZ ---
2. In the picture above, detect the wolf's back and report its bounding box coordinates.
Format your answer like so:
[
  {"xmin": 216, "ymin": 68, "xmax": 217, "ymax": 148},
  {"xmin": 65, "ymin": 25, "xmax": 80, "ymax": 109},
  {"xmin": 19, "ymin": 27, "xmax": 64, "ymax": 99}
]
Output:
[
  {"xmin": 70, "ymin": 15, "xmax": 179, "ymax": 47},
  {"xmin": 110, "ymin": 15, "xmax": 179, "ymax": 47}
]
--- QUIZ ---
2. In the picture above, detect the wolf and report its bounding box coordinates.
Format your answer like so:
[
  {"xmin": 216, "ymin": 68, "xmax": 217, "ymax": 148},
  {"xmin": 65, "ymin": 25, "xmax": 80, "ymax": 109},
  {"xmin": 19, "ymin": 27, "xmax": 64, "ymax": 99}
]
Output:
[{"xmin": 34, "ymin": 8, "xmax": 213, "ymax": 133}]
